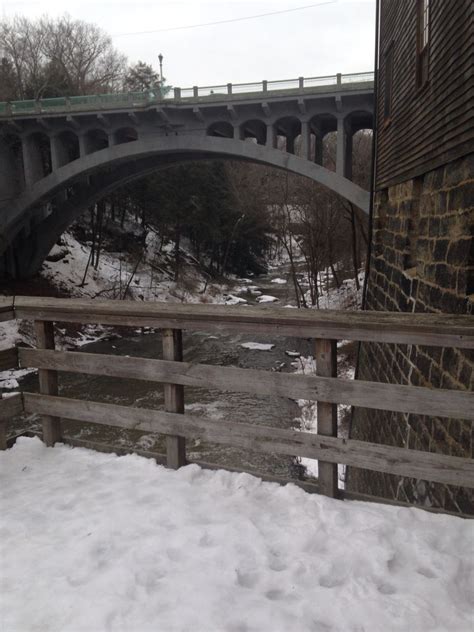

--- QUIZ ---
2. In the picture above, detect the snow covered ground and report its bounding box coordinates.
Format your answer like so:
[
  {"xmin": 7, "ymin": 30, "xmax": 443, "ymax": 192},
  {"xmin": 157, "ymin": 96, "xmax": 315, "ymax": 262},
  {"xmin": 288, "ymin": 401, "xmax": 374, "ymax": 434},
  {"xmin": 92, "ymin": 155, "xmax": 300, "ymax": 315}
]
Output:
[{"xmin": 1, "ymin": 438, "xmax": 473, "ymax": 632}]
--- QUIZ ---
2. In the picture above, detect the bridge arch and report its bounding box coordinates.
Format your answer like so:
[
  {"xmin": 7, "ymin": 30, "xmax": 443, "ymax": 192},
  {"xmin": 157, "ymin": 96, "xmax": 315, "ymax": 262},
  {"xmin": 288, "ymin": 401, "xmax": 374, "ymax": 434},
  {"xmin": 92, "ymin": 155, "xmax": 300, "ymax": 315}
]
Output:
[{"xmin": 3, "ymin": 135, "xmax": 370, "ymax": 278}]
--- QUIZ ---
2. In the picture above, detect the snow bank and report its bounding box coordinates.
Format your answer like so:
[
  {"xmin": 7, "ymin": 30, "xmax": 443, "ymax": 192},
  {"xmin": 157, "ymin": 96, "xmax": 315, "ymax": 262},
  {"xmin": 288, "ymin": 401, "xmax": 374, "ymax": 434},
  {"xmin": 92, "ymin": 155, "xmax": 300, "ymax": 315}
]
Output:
[
  {"xmin": 241, "ymin": 342, "xmax": 275, "ymax": 351},
  {"xmin": 1, "ymin": 438, "xmax": 472, "ymax": 632},
  {"xmin": 271, "ymin": 278, "xmax": 287, "ymax": 284},
  {"xmin": 257, "ymin": 295, "xmax": 278, "ymax": 303}
]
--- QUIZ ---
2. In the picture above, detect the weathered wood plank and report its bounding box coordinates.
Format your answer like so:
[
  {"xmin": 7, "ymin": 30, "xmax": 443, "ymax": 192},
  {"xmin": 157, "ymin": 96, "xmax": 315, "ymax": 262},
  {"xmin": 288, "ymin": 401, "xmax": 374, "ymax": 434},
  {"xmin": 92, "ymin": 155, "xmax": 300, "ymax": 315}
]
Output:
[
  {"xmin": 0, "ymin": 394, "xmax": 24, "ymax": 450},
  {"xmin": 23, "ymin": 393, "xmax": 474, "ymax": 488},
  {"xmin": 19, "ymin": 348, "xmax": 474, "ymax": 421},
  {"xmin": 0, "ymin": 347, "xmax": 18, "ymax": 371},
  {"xmin": 315, "ymin": 339, "xmax": 338, "ymax": 497},
  {"xmin": 12, "ymin": 296, "xmax": 474, "ymax": 347},
  {"xmin": 162, "ymin": 329, "xmax": 186, "ymax": 469},
  {"xmin": 34, "ymin": 321, "xmax": 61, "ymax": 446},
  {"xmin": 0, "ymin": 296, "xmax": 14, "ymax": 314},
  {"xmin": 0, "ymin": 393, "xmax": 23, "ymax": 420}
]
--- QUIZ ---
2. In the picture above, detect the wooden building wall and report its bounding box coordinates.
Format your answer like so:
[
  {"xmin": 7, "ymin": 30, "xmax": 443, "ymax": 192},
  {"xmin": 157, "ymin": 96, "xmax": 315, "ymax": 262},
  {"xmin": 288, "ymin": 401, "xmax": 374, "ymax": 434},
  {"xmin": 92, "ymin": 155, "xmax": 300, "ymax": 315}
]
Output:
[{"xmin": 376, "ymin": 0, "xmax": 473, "ymax": 190}]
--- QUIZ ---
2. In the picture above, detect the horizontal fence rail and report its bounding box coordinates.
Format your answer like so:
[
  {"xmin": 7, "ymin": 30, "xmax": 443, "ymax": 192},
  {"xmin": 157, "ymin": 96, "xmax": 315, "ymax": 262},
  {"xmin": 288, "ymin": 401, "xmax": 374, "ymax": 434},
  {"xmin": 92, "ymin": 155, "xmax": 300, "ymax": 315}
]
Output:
[
  {"xmin": 1, "ymin": 296, "xmax": 473, "ymax": 514},
  {"xmin": 9, "ymin": 296, "xmax": 474, "ymax": 347},
  {"xmin": 0, "ymin": 71, "xmax": 375, "ymax": 118}
]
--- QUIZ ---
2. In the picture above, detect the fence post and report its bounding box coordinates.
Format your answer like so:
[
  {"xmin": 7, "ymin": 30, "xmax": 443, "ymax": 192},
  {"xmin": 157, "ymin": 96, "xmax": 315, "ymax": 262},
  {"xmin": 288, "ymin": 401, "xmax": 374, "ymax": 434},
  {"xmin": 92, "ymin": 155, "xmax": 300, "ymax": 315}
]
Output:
[
  {"xmin": 193, "ymin": 86, "xmax": 199, "ymax": 97},
  {"xmin": 162, "ymin": 328, "xmax": 186, "ymax": 468},
  {"xmin": 173, "ymin": 87, "xmax": 181, "ymax": 99},
  {"xmin": 315, "ymin": 338, "xmax": 338, "ymax": 497},
  {"xmin": 34, "ymin": 320, "xmax": 61, "ymax": 446},
  {"xmin": 262, "ymin": 80, "xmax": 268, "ymax": 92},
  {"xmin": 336, "ymin": 73, "xmax": 342, "ymax": 86},
  {"xmin": 227, "ymin": 83, "xmax": 232, "ymax": 95},
  {"xmin": 299, "ymin": 76, "xmax": 304, "ymax": 90}
]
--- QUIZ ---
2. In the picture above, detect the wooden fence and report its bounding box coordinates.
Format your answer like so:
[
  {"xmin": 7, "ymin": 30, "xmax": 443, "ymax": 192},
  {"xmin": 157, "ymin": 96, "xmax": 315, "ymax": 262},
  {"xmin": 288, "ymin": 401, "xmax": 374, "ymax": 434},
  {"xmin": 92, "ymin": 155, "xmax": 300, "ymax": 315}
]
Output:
[{"xmin": 1, "ymin": 296, "xmax": 473, "ymax": 512}]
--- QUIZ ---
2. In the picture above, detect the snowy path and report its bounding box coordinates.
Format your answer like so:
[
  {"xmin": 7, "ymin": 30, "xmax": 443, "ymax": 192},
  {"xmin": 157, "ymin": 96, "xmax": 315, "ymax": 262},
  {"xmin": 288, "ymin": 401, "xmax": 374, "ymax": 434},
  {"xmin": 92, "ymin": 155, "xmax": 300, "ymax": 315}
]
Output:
[{"xmin": 1, "ymin": 438, "xmax": 473, "ymax": 632}]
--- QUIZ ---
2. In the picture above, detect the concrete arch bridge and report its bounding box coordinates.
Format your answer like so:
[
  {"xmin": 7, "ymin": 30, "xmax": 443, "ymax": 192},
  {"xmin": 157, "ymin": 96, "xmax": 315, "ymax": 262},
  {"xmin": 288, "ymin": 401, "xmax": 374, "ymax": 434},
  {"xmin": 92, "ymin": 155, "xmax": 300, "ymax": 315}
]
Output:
[{"xmin": 0, "ymin": 72, "xmax": 373, "ymax": 279}]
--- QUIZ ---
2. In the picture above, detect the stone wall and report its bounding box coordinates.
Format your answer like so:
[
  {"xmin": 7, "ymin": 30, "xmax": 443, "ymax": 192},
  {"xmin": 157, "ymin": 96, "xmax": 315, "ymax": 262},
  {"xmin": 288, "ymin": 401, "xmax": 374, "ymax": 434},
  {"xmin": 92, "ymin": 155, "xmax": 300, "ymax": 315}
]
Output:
[{"xmin": 348, "ymin": 154, "xmax": 473, "ymax": 514}]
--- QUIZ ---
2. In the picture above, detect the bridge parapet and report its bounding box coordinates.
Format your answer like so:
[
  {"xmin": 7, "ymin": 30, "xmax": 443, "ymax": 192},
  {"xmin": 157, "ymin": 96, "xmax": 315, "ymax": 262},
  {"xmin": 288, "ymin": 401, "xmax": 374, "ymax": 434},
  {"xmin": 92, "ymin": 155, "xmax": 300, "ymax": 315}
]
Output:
[{"xmin": 0, "ymin": 72, "xmax": 373, "ymax": 118}]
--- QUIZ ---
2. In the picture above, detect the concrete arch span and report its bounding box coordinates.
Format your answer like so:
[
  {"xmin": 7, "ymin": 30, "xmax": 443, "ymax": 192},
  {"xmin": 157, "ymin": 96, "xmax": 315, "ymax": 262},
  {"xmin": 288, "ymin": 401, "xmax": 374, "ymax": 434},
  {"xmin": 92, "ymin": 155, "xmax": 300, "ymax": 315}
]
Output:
[{"xmin": 3, "ymin": 135, "xmax": 370, "ymax": 278}]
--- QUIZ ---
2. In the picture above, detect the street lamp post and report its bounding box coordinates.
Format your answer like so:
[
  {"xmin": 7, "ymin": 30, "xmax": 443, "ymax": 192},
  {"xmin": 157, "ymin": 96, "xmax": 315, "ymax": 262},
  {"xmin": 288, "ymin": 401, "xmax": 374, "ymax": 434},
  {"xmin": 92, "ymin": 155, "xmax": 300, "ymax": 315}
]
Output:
[{"xmin": 158, "ymin": 53, "xmax": 164, "ymax": 95}]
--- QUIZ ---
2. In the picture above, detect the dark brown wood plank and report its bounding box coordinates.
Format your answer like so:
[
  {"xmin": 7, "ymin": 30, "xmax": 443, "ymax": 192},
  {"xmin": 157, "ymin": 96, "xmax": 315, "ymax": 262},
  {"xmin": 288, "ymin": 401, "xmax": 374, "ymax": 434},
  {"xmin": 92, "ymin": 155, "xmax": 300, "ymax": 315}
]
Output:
[
  {"xmin": 315, "ymin": 339, "xmax": 338, "ymax": 497},
  {"xmin": 23, "ymin": 393, "xmax": 474, "ymax": 488},
  {"xmin": 34, "ymin": 321, "xmax": 61, "ymax": 446},
  {"xmin": 19, "ymin": 348, "xmax": 474, "ymax": 421},
  {"xmin": 0, "ymin": 394, "xmax": 24, "ymax": 450},
  {"xmin": 162, "ymin": 329, "xmax": 186, "ymax": 469},
  {"xmin": 0, "ymin": 393, "xmax": 23, "ymax": 420},
  {"xmin": 0, "ymin": 347, "xmax": 18, "ymax": 372}
]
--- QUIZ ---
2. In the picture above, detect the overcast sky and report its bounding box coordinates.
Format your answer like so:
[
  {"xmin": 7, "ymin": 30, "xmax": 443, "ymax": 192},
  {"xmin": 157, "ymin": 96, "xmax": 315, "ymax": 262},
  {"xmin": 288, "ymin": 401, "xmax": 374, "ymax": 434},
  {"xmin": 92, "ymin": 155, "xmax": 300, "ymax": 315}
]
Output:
[{"xmin": 2, "ymin": 0, "xmax": 376, "ymax": 88}]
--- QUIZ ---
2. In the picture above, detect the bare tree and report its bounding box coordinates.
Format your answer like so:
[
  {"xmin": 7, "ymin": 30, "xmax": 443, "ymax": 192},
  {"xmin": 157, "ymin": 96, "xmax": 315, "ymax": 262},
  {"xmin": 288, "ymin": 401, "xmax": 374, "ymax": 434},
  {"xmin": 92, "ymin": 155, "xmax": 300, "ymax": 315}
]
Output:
[{"xmin": 0, "ymin": 14, "xmax": 127, "ymax": 99}]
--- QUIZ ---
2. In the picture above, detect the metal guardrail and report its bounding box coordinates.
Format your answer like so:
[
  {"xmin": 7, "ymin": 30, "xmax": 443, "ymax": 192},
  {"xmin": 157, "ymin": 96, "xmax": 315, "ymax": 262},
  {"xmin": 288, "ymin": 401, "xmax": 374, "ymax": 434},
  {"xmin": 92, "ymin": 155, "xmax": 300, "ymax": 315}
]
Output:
[{"xmin": 0, "ymin": 71, "xmax": 374, "ymax": 118}]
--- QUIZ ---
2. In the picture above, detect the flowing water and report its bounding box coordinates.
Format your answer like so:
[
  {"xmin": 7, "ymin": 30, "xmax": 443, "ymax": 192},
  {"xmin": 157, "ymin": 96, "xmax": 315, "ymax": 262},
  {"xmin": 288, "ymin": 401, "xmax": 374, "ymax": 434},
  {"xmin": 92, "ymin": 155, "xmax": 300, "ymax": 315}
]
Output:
[{"xmin": 17, "ymin": 262, "xmax": 316, "ymax": 478}]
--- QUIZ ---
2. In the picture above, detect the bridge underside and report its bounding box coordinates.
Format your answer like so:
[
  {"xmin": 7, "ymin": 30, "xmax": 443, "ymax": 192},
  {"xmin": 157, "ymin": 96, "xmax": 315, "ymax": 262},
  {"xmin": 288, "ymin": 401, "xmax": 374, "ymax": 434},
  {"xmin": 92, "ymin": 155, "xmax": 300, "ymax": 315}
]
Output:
[{"xmin": 1, "ymin": 136, "xmax": 370, "ymax": 280}]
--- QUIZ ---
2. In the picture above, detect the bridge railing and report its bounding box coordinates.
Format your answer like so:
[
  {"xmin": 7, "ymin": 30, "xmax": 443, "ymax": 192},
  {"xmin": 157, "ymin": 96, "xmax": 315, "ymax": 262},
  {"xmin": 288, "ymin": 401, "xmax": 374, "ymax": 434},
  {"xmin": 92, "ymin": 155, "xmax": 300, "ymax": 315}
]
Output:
[
  {"xmin": 1, "ymin": 296, "xmax": 473, "ymax": 515},
  {"xmin": 0, "ymin": 71, "xmax": 374, "ymax": 117}
]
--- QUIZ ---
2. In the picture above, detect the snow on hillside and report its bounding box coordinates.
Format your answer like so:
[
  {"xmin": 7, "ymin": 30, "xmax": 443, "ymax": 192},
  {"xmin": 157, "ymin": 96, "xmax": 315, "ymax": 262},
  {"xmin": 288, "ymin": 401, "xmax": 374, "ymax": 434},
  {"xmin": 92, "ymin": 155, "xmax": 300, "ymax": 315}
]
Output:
[{"xmin": 1, "ymin": 438, "xmax": 472, "ymax": 632}]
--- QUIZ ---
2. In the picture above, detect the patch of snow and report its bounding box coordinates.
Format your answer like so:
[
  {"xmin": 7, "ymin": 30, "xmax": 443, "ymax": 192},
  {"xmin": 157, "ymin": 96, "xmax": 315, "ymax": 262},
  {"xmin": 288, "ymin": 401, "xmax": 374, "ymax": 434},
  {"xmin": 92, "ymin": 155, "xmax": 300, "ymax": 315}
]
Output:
[
  {"xmin": 285, "ymin": 350, "xmax": 300, "ymax": 358},
  {"xmin": 257, "ymin": 295, "xmax": 278, "ymax": 304},
  {"xmin": 1, "ymin": 437, "xmax": 472, "ymax": 632},
  {"xmin": 225, "ymin": 295, "xmax": 247, "ymax": 306},
  {"xmin": 241, "ymin": 342, "xmax": 275, "ymax": 351},
  {"xmin": 270, "ymin": 278, "xmax": 287, "ymax": 284}
]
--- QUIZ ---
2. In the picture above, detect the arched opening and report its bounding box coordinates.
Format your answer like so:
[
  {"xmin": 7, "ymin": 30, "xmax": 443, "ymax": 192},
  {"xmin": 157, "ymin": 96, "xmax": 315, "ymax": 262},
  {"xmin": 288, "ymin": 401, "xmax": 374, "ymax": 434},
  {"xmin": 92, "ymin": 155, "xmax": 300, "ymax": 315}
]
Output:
[
  {"xmin": 207, "ymin": 121, "xmax": 234, "ymax": 139},
  {"xmin": 239, "ymin": 119, "xmax": 267, "ymax": 145},
  {"xmin": 343, "ymin": 111, "xmax": 373, "ymax": 183},
  {"xmin": 84, "ymin": 128, "xmax": 109, "ymax": 154},
  {"xmin": 309, "ymin": 114, "xmax": 337, "ymax": 171},
  {"xmin": 114, "ymin": 127, "xmax": 138, "ymax": 145},
  {"xmin": 55, "ymin": 130, "xmax": 80, "ymax": 167},
  {"xmin": 274, "ymin": 116, "xmax": 301, "ymax": 154},
  {"xmin": 24, "ymin": 132, "xmax": 52, "ymax": 184},
  {"xmin": 350, "ymin": 129, "xmax": 373, "ymax": 188}
]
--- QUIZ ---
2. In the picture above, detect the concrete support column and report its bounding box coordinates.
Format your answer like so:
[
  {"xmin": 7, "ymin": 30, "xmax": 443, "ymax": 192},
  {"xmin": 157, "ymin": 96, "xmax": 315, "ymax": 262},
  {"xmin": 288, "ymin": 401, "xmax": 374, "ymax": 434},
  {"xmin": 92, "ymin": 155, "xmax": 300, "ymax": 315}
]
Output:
[
  {"xmin": 336, "ymin": 116, "xmax": 346, "ymax": 177},
  {"xmin": 232, "ymin": 125, "xmax": 239, "ymax": 140},
  {"xmin": 78, "ymin": 133, "xmax": 88, "ymax": 157},
  {"xmin": 300, "ymin": 120, "xmax": 310, "ymax": 160},
  {"xmin": 22, "ymin": 135, "xmax": 44, "ymax": 187},
  {"xmin": 266, "ymin": 124, "xmax": 276, "ymax": 149},
  {"xmin": 107, "ymin": 131, "xmax": 114, "ymax": 147},
  {"xmin": 344, "ymin": 131, "xmax": 353, "ymax": 180}
]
